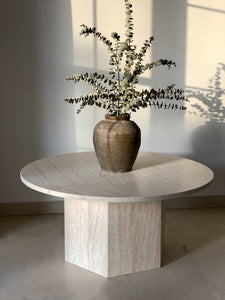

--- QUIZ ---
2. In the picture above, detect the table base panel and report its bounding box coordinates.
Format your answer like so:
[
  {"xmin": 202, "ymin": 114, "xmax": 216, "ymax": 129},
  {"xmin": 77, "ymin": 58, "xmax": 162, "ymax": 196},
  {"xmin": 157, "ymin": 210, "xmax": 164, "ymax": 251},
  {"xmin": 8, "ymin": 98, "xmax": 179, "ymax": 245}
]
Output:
[{"xmin": 64, "ymin": 198, "xmax": 164, "ymax": 278}]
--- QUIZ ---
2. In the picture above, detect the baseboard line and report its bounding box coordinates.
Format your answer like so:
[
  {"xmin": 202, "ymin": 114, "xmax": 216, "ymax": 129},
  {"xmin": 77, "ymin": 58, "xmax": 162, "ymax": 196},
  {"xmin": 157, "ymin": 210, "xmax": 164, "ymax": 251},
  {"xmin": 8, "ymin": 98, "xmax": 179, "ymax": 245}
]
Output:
[
  {"xmin": 0, "ymin": 196, "xmax": 224, "ymax": 216},
  {"xmin": 166, "ymin": 196, "xmax": 225, "ymax": 209},
  {"xmin": 0, "ymin": 201, "xmax": 64, "ymax": 216}
]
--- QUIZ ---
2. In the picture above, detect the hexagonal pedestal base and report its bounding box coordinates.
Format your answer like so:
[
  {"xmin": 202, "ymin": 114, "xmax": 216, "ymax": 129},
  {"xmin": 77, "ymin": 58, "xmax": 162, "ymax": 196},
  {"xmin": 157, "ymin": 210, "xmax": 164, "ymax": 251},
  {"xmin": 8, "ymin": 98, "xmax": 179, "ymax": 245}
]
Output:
[{"xmin": 64, "ymin": 198, "xmax": 164, "ymax": 278}]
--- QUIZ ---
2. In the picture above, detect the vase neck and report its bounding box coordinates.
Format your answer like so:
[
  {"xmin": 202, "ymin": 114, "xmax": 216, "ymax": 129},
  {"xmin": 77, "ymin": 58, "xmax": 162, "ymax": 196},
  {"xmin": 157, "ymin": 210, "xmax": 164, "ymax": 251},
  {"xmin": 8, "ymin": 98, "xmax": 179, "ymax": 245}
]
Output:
[{"xmin": 105, "ymin": 114, "xmax": 130, "ymax": 121}]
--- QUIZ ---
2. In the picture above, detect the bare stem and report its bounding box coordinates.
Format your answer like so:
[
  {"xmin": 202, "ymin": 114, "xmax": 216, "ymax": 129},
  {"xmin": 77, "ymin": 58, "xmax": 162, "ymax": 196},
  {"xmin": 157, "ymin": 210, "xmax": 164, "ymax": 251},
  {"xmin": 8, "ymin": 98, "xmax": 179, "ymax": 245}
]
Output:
[
  {"xmin": 115, "ymin": 41, "xmax": 121, "ymax": 116},
  {"xmin": 116, "ymin": 70, "xmax": 121, "ymax": 116}
]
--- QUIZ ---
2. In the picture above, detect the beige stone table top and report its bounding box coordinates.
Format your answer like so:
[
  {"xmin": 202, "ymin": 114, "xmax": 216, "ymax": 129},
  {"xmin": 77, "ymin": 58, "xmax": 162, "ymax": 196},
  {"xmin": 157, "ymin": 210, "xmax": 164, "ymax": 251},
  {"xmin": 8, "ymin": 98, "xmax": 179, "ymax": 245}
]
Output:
[{"xmin": 20, "ymin": 152, "xmax": 213, "ymax": 203}]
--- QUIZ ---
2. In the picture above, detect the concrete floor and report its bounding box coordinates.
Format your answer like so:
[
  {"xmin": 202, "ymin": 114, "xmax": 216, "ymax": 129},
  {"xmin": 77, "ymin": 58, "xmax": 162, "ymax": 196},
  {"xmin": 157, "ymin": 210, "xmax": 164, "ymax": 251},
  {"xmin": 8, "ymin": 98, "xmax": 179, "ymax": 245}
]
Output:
[{"xmin": 0, "ymin": 208, "xmax": 225, "ymax": 300}]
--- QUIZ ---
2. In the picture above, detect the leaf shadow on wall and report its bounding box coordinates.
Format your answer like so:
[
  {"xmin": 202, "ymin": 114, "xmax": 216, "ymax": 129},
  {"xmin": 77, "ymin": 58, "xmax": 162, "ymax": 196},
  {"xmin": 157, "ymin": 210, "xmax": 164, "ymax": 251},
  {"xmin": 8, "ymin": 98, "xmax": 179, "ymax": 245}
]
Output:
[{"xmin": 186, "ymin": 63, "xmax": 225, "ymax": 196}]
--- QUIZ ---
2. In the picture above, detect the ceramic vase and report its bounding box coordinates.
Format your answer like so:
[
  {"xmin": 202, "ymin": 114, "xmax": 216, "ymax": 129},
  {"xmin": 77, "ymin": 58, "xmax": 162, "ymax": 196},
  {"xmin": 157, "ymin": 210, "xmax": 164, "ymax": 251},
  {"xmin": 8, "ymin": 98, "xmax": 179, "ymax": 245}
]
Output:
[{"xmin": 93, "ymin": 114, "xmax": 141, "ymax": 172}]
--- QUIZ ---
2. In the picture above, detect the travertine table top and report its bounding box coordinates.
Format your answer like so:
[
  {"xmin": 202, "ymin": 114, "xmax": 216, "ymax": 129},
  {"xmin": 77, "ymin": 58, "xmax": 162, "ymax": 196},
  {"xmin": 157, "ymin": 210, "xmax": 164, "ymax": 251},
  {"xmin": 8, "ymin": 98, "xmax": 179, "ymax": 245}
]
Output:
[{"xmin": 20, "ymin": 152, "xmax": 213, "ymax": 203}]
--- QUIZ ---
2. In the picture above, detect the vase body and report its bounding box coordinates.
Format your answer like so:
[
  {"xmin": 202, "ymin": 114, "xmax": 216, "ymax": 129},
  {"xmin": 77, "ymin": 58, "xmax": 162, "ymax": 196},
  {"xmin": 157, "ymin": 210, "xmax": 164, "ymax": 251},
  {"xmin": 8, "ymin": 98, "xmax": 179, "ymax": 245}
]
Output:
[{"xmin": 93, "ymin": 115, "xmax": 141, "ymax": 172}]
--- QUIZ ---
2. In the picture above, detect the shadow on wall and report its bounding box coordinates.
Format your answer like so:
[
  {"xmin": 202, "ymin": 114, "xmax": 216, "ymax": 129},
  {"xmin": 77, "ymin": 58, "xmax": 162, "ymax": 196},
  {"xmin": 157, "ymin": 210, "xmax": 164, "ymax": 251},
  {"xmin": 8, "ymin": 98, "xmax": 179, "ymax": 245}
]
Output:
[
  {"xmin": 187, "ymin": 63, "xmax": 225, "ymax": 166},
  {"xmin": 186, "ymin": 63, "xmax": 225, "ymax": 195},
  {"xmin": 0, "ymin": 0, "xmax": 75, "ymax": 204},
  {"xmin": 148, "ymin": 0, "xmax": 187, "ymax": 154},
  {"xmin": 187, "ymin": 63, "xmax": 225, "ymax": 123},
  {"xmin": 0, "ymin": 0, "xmax": 41, "ymax": 204}
]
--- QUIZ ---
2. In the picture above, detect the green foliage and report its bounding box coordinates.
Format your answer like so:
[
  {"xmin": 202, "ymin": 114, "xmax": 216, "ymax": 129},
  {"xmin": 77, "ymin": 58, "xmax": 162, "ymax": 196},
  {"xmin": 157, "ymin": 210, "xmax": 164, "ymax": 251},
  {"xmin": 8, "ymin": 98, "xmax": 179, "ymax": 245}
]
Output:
[{"xmin": 65, "ymin": 0, "xmax": 188, "ymax": 115}]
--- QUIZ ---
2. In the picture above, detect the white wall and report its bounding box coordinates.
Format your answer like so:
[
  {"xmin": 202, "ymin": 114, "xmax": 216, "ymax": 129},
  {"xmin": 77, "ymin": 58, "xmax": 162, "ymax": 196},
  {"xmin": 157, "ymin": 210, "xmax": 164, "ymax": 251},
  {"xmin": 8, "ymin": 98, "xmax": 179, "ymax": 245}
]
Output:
[
  {"xmin": 0, "ymin": 0, "xmax": 76, "ymax": 203},
  {"xmin": 1, "ymin": 0, "xmax": 225, "ymax": 204}
]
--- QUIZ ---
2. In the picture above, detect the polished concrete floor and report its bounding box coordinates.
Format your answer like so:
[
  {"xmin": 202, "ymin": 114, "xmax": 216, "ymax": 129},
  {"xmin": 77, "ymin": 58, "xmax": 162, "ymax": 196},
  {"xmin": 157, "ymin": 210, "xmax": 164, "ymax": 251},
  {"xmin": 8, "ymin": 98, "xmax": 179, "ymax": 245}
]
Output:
[{"xmin": 0, "ymin": 208, "xmax": 225, "ymax": 300}]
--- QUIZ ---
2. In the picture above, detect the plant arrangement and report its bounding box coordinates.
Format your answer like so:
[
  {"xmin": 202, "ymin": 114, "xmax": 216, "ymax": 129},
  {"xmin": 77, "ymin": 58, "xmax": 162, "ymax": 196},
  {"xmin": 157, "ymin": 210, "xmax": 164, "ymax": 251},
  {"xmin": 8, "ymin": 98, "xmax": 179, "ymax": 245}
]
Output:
[{"xmin": 65, "ymin": 0, "xmax": 187, "ymax": 116}]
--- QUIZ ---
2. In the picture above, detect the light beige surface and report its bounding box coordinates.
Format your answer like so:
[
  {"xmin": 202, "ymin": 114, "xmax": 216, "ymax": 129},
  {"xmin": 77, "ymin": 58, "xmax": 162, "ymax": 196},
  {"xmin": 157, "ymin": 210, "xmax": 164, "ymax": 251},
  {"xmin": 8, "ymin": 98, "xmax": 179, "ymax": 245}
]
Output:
[
  {"xmin": 65, "ymin": 198, "xmax": 108, "ymax": 276},
  {"xmin": 20, "ymin": 152, "xmax": 214, "ymax": 203},
  {"xmin": 1, "ymin": 209, "xmax": 225, "ymax": 300},
  {"xmin": 20, "ymin": 152, "xmax": 214, "ymax": 277},
  {"xmin": 65, "ymin": 198, "xmax": 164, "ymax": 277}
]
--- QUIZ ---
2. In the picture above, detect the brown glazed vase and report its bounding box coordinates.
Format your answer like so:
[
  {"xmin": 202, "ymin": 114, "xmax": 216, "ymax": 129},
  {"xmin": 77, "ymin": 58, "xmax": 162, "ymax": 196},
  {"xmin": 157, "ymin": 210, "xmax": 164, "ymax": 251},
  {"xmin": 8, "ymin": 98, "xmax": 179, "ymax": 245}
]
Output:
[{"xmin": 93, "ymin": 114, "xmax": 141, "ymax": 172}]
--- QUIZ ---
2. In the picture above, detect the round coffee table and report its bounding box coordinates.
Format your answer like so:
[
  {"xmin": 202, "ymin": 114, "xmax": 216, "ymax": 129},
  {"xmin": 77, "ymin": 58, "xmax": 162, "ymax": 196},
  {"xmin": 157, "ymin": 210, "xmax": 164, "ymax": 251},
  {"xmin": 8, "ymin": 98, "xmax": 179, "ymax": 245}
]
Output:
[{"xmin": 20, "ymin": 152, "xmax": 213, "ymax": 277}]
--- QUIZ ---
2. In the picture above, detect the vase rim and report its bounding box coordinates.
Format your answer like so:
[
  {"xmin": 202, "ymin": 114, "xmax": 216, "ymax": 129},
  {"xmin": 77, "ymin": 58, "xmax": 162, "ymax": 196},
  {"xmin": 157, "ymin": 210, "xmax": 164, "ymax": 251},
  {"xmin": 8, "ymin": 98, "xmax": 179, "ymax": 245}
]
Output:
[{"xmin": 105, "ymin": 114, "xmax": 130, "ymax": 121}]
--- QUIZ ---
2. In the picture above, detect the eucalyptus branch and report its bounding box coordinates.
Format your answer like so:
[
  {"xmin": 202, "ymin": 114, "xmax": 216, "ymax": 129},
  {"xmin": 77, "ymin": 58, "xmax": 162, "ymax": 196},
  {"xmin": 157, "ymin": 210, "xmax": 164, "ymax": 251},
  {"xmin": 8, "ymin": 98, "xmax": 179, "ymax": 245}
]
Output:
[
  {"xmin": 66, "ymin": 72, "xmax": 117, "ymax": 94},
  {"xmin": 124, "ymin": 0, "xmax": 134, "ymax": 45},
  {"xmin": 136, "ymin": 37, "xmax": 154, "ymax": 65},
  {"xmin": 65, "ymin": 92, "xmax": 110, "ymax": 114},
  {"xmin": 133, "ymin": 59, "xmax": 176, "ymax": 78},
  {"xmin": 80, "ymin": 25, "xmax": 113, "ymax": 52}
]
